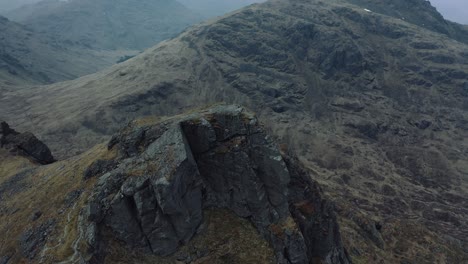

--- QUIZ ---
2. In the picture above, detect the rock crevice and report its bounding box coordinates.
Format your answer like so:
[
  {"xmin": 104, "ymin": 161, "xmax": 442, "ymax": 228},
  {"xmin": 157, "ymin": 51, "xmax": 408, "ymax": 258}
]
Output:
[{"xmin": 82, "ymin": 105, "xmax": 350, "ymax": 264}]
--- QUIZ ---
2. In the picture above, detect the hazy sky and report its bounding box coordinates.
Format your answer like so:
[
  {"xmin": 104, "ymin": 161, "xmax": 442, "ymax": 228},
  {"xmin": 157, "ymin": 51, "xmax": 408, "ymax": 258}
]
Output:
[
  {"xmin": 0, "ymin": 0, "xmax": 466, "ymax": 24},
  {"xmin": 430, "ymin": 0, "xmax": 468, "ymax": 24}
]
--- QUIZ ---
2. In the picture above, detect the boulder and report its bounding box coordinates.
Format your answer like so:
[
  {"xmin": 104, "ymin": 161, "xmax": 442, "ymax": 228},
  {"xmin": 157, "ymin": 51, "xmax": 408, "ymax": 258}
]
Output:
[
  {"xmin": 0, "ymin": 121, "xmax": 55, "ymax": 164},
  {"xmin": 81, "ymin": 105, "xmax": 350, "ymax": 264}
]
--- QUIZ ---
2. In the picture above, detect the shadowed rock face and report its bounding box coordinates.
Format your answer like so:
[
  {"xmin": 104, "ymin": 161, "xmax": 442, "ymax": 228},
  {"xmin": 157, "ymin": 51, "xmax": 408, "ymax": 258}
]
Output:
[
  {"xmin": 0, "ymin": 121, "xmax": 55, "ymax": 164},
  {"xmin": 81, "ymin": 105, "xmax": 350, "ymax": 264}
]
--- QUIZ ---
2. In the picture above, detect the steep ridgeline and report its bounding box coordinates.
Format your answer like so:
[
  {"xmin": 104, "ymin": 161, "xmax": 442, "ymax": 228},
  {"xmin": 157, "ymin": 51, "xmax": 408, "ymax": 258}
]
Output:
[
  {"xmin": 0, "ymin": 106, "xmax": 350, "ymax": 264},
  {"xmin": 0, "ymin": 15, "xmax": 126, "ymax": 84},
  {"xmin": 346, "ymin": 0, "xmax": 468, "ymax": 44},
  {"xmin": 176, "ymin": 0, "xmax": 266, "ymax": 18},
  {"xmin": 1, "ymin": 0, "xmax": 467, "ymax": 262},
  {"xmin": 6, "ymin": 0, "xmax": 202, "ymax": 50}
]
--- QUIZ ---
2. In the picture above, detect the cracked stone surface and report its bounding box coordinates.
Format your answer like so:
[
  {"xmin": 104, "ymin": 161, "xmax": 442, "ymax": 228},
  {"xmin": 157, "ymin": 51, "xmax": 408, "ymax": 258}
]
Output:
[{"xmin": 82, "ymin": 105, "xmax": 350, "ymax": 264}]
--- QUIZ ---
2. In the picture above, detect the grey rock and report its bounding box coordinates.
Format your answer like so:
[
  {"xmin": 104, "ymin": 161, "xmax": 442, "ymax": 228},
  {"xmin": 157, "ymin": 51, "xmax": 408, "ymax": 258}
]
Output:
[
  {"xmin": 31, "ymin": 211, "xmax": 42, "ymax": 222},
  {"xmin": 86, "ymin": 202, "xmax": 102, "ymax": 222},
  {"xmin": 64, "ymin": 189, "xmax": 83, "ymax": 208},
  {"xmin": 84, "ymin": 159, "xmax": 118, "ymax": 179},
  {"xmin": 0, "ymin": 255, "xmax": 11, "ymax": 264},
  {"xmin": 85, "ymin": 222, "xmax": 98, "ymax": 248},
  {"xmin": 0, "ymin": 121, "xmax": 55, "ymax": 164},
  {"xmin": 19, "ymin": 219, "xmax": 55, "ymax": 259},
  {"xmin": 285, "ymin": 156, "xmax": 351, "ymax": 263},
  {"xmin": 83, "ymin": 105, "xmax": 350, "ymax": 263},
  {"xmin": 105, "ymin": 192, "xmax": 149, "ymax": 250},
  {"xmin": 345, "ymin": 119, "xmax": 380, "ymax": 139},
  {"xmin": 0, "ymin": 168, "xmax": 35, "ymax": 202}
]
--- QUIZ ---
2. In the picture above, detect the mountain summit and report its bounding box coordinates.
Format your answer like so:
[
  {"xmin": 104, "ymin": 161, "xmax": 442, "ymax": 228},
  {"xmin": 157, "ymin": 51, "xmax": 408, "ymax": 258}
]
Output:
[
  {"xmin": 0, "ymin": 0, "xmax": 467, "ymax": 263},
  {"xmin": 0, "ymin": 105, "xmax": 351, "ymax": 264}
]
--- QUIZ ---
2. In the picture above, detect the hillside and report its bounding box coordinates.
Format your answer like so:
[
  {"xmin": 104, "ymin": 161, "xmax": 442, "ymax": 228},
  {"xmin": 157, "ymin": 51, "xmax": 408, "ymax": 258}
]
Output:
[
  {"xmin": 346, "ymin": 0, "xmax": 468, "ymax": 44},
  {"xmin": 176, "ymin": 0, "xmax": 266, "ymax": 17},
  {"xmin": 0, "ymin": 0, "xmax": 40, "ymax": 13},
  {"xmin": 0, "ymin": 106, "xmax": 350, "ymax": 263},
  {"xmin": 0, "ymin": 0, "xmax": 467, "ymax": 263},
  {"xmin": 0, "ymin": 15, "xmax": 132, "ymax": 85},
  {"xmin": 6, "ymin": 0, "xmax": 203, "ymax": 50}
]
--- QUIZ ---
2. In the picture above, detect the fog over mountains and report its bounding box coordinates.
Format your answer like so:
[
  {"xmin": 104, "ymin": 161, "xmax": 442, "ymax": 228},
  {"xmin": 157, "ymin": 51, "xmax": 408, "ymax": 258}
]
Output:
[
  {"xmin": 1, "ymin": 0, "xmax": 466, "ymax": 24},
  {"xmin": 0, "ymin": 0, "xmax": 39, "ymax": 12},
  {"xmin": 5, "ymin": 0, "xmax": 203, "ymax": 50},
  {"xmin": 430, "ymin": 0, "xmax": 468, "ymax": 24},
  {"xmin": 177, "ymin": 0, "xmax": 266, "ymax": 17}
]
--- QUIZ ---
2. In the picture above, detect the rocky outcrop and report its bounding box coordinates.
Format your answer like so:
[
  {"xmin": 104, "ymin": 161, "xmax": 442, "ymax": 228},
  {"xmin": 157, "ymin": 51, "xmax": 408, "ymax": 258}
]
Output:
[
  {"xmin": 0, "ymin": 121, "xmax": 55, "ymax": 164},
  {"xmin": 19, "ymin": 219, "xmax": 56, "ymax": 260},
  {"xmin": 81, "ymin": 105, "xmax": 350, "ymax": 264}
]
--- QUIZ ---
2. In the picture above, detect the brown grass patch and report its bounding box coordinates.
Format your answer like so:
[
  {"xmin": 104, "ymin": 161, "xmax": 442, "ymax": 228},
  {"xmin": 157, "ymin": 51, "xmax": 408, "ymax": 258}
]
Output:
[{"xmin": 0, "ymin": 144, "xmax": 114, "ymax": 263}]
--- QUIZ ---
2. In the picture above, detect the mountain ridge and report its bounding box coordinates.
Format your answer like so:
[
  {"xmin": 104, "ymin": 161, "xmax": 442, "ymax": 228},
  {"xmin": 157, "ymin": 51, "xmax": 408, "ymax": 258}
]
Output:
[
  {"xmin": 0, "ymin": 15, "xmax": 132, "ymax": 84},
  {"xmin": 346, "ymin": 0, "xmax": 468, "ymax": 44},
  {"xmin": 0, "ymin": 0, "xmax": 467, "ymax": 263},
  {"xmin": 0, "ymin": 105, "xmax": 351, "ymax": 264},
  {"xmin": 6, "ymin": 0, "xmax": 203, "ymax": 50}
]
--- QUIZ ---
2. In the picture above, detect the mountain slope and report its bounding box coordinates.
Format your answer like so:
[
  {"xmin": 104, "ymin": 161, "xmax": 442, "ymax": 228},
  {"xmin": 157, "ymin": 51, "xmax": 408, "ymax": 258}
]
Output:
[
  {"xmin": 0, "ymin": 15, "xmax": 131, "ymax": 84},
  {"xmin": 176, "ymin": 0, "xmax": 266, "ymax": 17},
  {"xmin": 0, "ymin": 0, "xmax": 40, "ymax": 13},
  {"xmin": 0, "ymin": 106, "xmax": 350, "ymax": 264},
  {"xmin": 346, "ymin": 0, "xmax": 468, "ymax": 44},
  {"xmin": 6, "ymin": 0, "xmax": 203, "ymax": 50},
  {"xmin": 1, "ymin": 0, "xmax": 467, "ymax": 262}
]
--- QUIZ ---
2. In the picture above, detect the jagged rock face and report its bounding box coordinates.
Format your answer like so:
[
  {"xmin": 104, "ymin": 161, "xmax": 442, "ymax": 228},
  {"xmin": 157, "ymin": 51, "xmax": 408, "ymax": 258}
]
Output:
[
  {"xmin": 0, "ymin": 121, "xmax": 55, "ymax": 165},
  {"xmin": 82, "ymin": 105, "xmax": 349, "ymax": 264}
]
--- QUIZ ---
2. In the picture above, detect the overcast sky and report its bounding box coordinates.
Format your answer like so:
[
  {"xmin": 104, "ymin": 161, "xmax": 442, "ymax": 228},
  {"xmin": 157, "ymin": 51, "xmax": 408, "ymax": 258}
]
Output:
[
  {"xmin": 0, "ymin": 0, "xmax": 466, "ymax": 24},
  {"xmin": 430, "ymin": 0, "xmax": 468, "ymax": 24}
]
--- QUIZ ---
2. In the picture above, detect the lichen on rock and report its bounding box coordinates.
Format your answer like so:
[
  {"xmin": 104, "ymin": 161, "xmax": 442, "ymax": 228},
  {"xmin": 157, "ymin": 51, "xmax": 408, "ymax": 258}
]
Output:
[
  {"xmin": 81, "ymin": 105, "xmax": 350, "ymax": 264},
  {"xmin": 0, "ymin": 121, "xmax": 55, "ymax": 165}
]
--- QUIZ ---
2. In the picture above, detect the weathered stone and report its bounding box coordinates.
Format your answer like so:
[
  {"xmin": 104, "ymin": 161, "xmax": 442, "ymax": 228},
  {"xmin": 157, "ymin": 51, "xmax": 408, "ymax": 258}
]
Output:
[
  {"xmin": 286, "ymin": 156, "xmax": 351, "ymax": 263},
  {"xmin": 86, "ymin": 202, "xmax": 102, "ymax": 222},
  {"xmin": 64, "ymin": 189, "xmax": 83, "ymax": 208},
  {"xmin": 84, "ymin": 159, "xmax": 118, "ymax": 179},
  {"xmin": 83, "ymin": 105, "xmax": 350, "ymax": 263},
  {"xmin": 0, "ymin": 255, "xmax": 11, "ymax": 264},
  {"xmin": 105, "ymin": 193, "xmax": 148, "ymax": 250},
  {"xmin": 30, "ymin": 211, "xmax": 42, "ymax": 222},
  {"xmin": 85, "ymin": 222, "xmax": 98, "ymax": 247},
  {"xmin": 0, "ymin": 121, "xmax": 55, "ymax": 164},
  {"xmin": 19, "ymin": 219, "xmax": 55, "ymax": 259},
  {"xmin": 344, "ymin": 119, "xmax": 382, "ymax": 139}
]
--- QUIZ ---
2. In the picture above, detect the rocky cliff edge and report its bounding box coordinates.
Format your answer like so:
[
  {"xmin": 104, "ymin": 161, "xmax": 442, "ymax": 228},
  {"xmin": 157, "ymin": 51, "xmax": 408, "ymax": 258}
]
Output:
[{"xmin": 80, "ymin": 105, "xmax": 350, "ymax": 264}]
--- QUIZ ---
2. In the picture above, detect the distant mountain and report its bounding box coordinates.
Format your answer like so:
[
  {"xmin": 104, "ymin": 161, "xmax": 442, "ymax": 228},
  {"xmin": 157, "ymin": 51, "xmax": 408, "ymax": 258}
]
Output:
[
  {"xmin": 176, "ymin": 0, "xmax": 266, "ymax": 17},
  {"xmin": 6, "ymin": 0, "xmax": 203, "ymax": 50},
  {"xmin": 347, "ymin": 0, "xmax": 468, "ymax": 44},
  {"xmin": 0, "ymin": 0, "xmax": 40, "ymax": 13},
  {"xmin": 0, "ymin": 15, "xmax": 128, "ymax": 85}
]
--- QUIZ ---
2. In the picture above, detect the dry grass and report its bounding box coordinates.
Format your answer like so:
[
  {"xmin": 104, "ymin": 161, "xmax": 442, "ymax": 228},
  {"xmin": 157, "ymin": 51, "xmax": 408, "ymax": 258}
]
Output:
[
  {"xmin": 0, "ymin": 144, "xmax": 116, "ymax": 263},
  {"xmin": 269, "ymin": 216, "xmax": 299, "ymax": 240}
]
